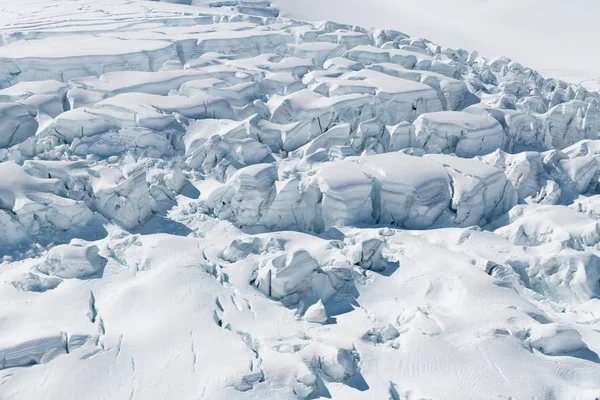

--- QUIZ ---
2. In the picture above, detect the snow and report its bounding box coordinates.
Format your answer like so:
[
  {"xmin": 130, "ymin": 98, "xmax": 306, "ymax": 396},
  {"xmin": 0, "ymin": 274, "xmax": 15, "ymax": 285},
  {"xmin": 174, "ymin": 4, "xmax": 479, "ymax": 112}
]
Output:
[
  {"xmin": 413, "ymin": 111, "xmax": 505, "ymax": 157},
  {"xmin": 274, "ymin": 0, "xmax": 600, "ymax": 90},
  {"xmin": 1, "ymin": 0, "xmax": 600, "ymax": 399},
  {"xmin": 39, "ymin": 243, "xmax": 107, "ymax": 280},
  {"xmin": 0, "ymin": 103, "xmax": 39, "ymax": 148}
]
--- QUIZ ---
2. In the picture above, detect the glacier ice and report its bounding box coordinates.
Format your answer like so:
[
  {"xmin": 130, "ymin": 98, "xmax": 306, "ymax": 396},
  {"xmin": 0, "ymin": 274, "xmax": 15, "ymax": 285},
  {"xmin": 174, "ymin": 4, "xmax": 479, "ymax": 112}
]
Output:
[{"xmin": 0, "ymin": 0, "xmax": 600, "ymax": 399}]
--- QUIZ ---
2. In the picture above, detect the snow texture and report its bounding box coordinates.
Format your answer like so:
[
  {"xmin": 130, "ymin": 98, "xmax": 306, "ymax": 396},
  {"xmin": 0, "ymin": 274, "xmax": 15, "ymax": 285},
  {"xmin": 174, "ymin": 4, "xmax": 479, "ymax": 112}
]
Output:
[{"xmin": 0, "ymin": 1, "xmax": 600, "ymax": 399}]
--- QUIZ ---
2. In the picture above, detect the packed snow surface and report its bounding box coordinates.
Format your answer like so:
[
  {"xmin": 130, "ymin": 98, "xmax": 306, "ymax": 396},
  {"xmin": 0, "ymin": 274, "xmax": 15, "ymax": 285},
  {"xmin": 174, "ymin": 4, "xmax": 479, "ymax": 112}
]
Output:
[{"xmin": 1, "ymin": 0, "xmax": 600, "ymax": 399}]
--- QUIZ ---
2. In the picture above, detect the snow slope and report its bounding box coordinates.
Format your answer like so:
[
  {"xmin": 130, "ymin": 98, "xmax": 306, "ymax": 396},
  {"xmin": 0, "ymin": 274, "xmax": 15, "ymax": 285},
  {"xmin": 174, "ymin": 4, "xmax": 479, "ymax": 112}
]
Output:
[
  {"xmin": 274, "ymin": 0, "xmax": 600, "ymax": 90},
  {"xmin": 0, "ymin": 0, "xmax": 600, "ymax": 399}
]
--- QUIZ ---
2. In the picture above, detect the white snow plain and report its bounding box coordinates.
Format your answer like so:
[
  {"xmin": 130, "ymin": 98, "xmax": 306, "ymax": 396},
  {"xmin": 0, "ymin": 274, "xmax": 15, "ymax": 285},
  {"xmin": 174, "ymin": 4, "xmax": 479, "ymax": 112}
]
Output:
[{"xmin": 1, "ymin": 0, "xmax": 600, "ymax": 399}]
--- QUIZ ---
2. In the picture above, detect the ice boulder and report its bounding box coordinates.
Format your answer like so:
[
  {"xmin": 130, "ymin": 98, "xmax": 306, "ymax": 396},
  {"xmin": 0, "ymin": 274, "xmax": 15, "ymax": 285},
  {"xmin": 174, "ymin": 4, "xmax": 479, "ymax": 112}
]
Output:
[
  {"xmin": 527, "ymin": 251, "xmax": 600, "ymax": 303},
  {"xmin": 528, "ymin": 324, "xmax": 587, "ymax": 356},
  {"xmin": 221, "ymin": 237, "xmax": 263, "ymax": 263},
  {"xmin": 207, "ymin": 164, "xmax": 278, "ymax": 226},
  {"xmin": 478, "ymin": 146, "xmax": 599, "ymax": 204},
  {"xmin": 268, "ymin": 89, "xmax": 371, "ymax": 130},
  {"xmin": 0, "ymin": 80, "xmax": 70, "ymax": 103},
  {"xmin": 363, "ymin": 324, "xmax": 400, "ymax": 344},
  {"xmin": 258, "ymin": 178, "xmax": 318, "ymax": 231},
  {"xmin": 226, "ymin": 53, "xmax": 314, "ymax": 78},
  {"xmin": 346, "ymin": 69, "xmax": 442, "ymax": 124},
  {"xmin": 255, "ymin": 119, "xmax": 313, "ymax": 152},
  {"xmin": 541, "ymin": 100, "xmax": 599, "ymax": 149},
  {"xmin": 312, "ymin": 159, "xmax": 374, "ymax": 230},
  {"xmin": 12, "ymin": 272, "xmax": 62, "ymax": 293},
  {"xmin": 184, "ymin": 119, "xmax": 272, "ymax": 179},
  {"xmin": 369, "ymin": 63, "xmax": 469, "ymax": 111},
  {"xmin": 0, "ymin": 334, "xmax": 90, "ymax": 371},
  {"xmin": 0, "ymin": 162, "xmax": 93, "ymax": 241},
  {"xmin": 95, "ymin": 92, "xmax": 238, "ymax": 130},
  {"xmin": 571, "ymin": 195, "xmax": 600, "ymax": 220},
  {"xmin": 69, "ymin": 127, "xmax": 173, "ymax": 159},
  {"xmin": 301, "ymin": 153, "xmax": 455, "ymax": 231},
  {"xmin": 193, "ymin": 29, "xmax": 292, "ymax": 59},
  {"xmin": 49, "ymin": 107, "xmax": 120, "ymax": 143},
  {"xmin": 345, "ymin": 237, "xmax": 386, "ymax": 271},
  {"xmin": 479, "ymin": 150, "xmax": 545, "ymax": 202},
  {"xmin": 294, "ymin": 123, "xmax": 351, "ymax": 158},
  {"xmin": 303, "ymin": 300, "xmax": 328, "ymax": 323},
  {"xmin": 275, "ymin": 42, "xmax": 345, "ymax": 67},
  {"xmin": 413, "ymin": 111, "xmax": 506, "ymax": 157},
  {"xmin": 309, "ymin": 345, "xmax": 361, "ymax": 383},
  {"xmin": 259, "ymin": 71, "xmax": 305, "ymax": 96},
  {"xmin": 516, "ymin": 96, "xmax": 548, "ymax": 114},
  {"xmin": 559, "ymin": 140, "xmax": 600, "ymax": 194},
  {"xmin": 49, "ymin": 92, "xmax": 238, "ymax": 144},
  {"xmin": 0, "ymin": 80, "xmax": 69, "ymax": 118},
  {"xmin": 315, "ymin": 30, "xmax": 371, "ymax": 48},
  {"xmin": 90, "ymin": 166, "xmax": 153, "ymax": 229},
  {"xmin": 38, "ymin": 244, "xmax": 107, "ymax": 279},
  {"xmin": 0, "ymin": 102, "xmax": 38, "ymax": 148},
  {"xmin": 426, "ymin": 154, "xmax": 517, "ymax": 226},
  {"xmin": 464, "ymin": 104, "xmax": 540, "ymax": 151},
  {"xmin": 308, "ymin": 69, "xmax": 447, "ymax": 133},
  {"xmin": 343, "ymin": 45, "xmax": 418, "ymax": 69},
  {"xmin": 69, "ymin": 68, "xmax": 254, "ymax": 104},
  {"xmin": 387, "ymin": 121, "xmax": 413, "ymax": 151},
  {"xmin": 253, "ymin": 249, "xmax": 320, "ymax": 300},
  {"xmin": 356, "ymin": 153, "xmax": 451, "ymax": 228},
  {"xmin": 494, "ymin": 204, "xmax": 600, "ymax": 249},
  {"xmin": 0, "ymin": 210, "xmax": 28, "ymax": 245}
]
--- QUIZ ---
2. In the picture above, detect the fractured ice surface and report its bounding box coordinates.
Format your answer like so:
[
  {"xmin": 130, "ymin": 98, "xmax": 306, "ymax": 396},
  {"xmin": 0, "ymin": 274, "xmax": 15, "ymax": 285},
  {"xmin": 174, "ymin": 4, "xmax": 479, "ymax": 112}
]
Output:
[
  {"xmin": 1, "ymin": 0, "xmax": 600, "ymax": 399},
  {"xmin": 0, "ymin": 103, "xmax": 39, "ymax": 148},
  {"xmin": 413, "ymin": 111, "xmax": 505, "ymax": 157}
]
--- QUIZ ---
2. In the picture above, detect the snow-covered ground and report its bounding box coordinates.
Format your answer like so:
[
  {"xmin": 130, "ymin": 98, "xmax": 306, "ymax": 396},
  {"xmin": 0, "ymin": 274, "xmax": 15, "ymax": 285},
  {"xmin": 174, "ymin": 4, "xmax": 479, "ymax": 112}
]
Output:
[
  {"xmin": 1, "ymin": 0, "xmax": 600, "ymax": 399},
  {"xmin": 274, "ymin": 0, "xmax": 600, "ymax": 90}
]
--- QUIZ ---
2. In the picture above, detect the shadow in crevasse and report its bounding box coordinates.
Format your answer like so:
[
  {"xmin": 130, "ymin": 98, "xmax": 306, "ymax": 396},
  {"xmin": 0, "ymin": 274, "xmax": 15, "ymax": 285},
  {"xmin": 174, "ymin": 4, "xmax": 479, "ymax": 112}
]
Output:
[
  {"xmin": 312, "ymin": 371, "xmax": 370, "ymax": 398},
  {"xmin": 314, "ymin": 375, "xmax": 332, "ymax": 398},
  {"xmin": 344, "ymin": 372, "xmax": 370, "ymax": 391},
  {"xmin": 131, "ymin": 199, "xmax": 193, "ymax": 237},
  {"xmin": 275, "ymin": 265, "xmax": 363, "ymax": 325},
  {"xmin": 563, "ymin": 348, "xmax": 600, "ymax": 364},
  {"xmin": 376, "ymin": 259, "xmax": 400, "ymax": 277},
  {"xmin": 179, "ymin": 183, "xmax": 200, "ymax": 199},
  {"xmin": 285, "ymin": 229, "xmax": 401, "ymax": 323},
  {"xmin": 132, "ymin": 212, "xmax": 194, "ymax": 237},
  {"xmin": 0, "ymin": 217, "xmax": 109, "ymax": 262},
  {"xmin": 322, "ymin": 259, "xmax": 398, "ymax": 323},
  {"xmin": 323, "ymin": 269, "xmax": 362, "ymax": 323}
]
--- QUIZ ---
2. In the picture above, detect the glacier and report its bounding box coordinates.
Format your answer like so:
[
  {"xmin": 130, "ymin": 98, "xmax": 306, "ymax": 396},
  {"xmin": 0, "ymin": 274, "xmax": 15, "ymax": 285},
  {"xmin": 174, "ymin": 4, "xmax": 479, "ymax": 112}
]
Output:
[{"xmin": 0, "ymin": 0, "xmax": 600, "ymax": 399}]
